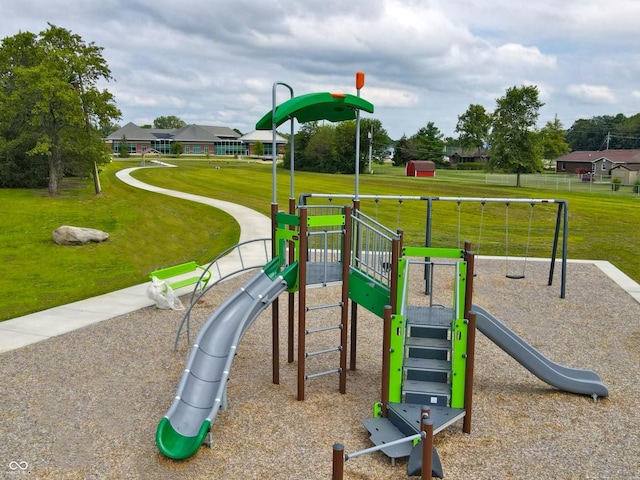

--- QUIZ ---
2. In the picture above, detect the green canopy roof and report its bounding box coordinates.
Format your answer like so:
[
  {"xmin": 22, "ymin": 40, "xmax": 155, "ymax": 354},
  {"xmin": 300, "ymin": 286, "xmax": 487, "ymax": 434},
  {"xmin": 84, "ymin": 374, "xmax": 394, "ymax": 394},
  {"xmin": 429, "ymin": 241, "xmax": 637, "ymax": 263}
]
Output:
[{"xmin": 255, "ymin": 92, "xmax": 374, "ymax": 130}]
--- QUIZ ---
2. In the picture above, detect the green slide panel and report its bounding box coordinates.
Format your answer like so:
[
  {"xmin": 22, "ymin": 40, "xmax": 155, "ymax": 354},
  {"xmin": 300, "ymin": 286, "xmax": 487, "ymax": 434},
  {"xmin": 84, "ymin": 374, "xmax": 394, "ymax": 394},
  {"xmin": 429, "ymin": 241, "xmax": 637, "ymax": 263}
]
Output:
[{"xmin": 156, "ymin": 418, "xmax": 211, "ymax": 460}]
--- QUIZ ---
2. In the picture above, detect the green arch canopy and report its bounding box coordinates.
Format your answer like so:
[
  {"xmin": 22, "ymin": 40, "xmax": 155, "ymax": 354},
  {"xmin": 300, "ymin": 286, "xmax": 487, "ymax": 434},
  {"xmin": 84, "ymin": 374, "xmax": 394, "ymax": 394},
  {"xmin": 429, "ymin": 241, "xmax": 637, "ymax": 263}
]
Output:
[{"xmin": 255, "ymin": 92, "xmax": 374, "ymax": 130}]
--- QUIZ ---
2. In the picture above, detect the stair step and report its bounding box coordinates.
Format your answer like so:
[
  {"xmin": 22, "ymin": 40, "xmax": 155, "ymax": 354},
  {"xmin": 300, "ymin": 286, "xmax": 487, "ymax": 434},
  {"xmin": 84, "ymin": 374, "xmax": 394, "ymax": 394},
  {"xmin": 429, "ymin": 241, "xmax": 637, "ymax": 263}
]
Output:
[
  {"xmin": 402, "ymin": 380, "xmax": 450, "ymax": 397},
  {"xmin": 406, "ymin": 306, "xmax": 454, "ymax": 328},
  {"xmin": 404, "ymin": 357, "xmax": 450, "ymax": 373},
  {"xmin": 406, "ymin": 337, "xmax": 451, "ymax": 351}
]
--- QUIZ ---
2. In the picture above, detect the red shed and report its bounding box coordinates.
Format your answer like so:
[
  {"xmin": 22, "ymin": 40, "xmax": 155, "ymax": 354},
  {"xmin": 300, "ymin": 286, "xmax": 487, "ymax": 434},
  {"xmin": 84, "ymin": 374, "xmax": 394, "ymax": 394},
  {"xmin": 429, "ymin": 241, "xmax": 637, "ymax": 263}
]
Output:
[{"xmin": 406, "ymin": 160, "xmax": 436, "ymax": 177}]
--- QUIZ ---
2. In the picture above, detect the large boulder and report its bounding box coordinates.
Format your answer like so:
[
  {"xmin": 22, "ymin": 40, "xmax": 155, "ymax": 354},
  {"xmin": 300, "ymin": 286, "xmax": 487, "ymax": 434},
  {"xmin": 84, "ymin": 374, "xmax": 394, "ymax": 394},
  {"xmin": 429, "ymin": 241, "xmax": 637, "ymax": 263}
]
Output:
[{"xmin": 53, "ymin": 226, "xmax": 109, "ymax": 246}]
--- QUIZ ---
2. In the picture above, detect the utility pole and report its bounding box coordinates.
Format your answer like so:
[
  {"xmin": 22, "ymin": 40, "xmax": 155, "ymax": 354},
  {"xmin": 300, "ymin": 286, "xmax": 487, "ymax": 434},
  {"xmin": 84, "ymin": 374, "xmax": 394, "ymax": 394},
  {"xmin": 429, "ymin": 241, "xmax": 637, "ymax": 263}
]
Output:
[
  {"xmin": 368, "ymin": 127, "xmax": 373, "ymax": 174},
  {"xmin": 606, "ymin": 131, "xmax": 610, "ymax": 150}
]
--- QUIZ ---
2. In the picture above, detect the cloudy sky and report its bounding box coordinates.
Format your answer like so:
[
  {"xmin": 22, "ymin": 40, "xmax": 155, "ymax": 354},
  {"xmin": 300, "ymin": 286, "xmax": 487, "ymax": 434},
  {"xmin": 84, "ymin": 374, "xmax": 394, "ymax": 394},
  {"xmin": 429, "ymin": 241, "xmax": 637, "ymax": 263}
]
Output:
[{"xmin": 2, "ymin": 0, "xmax": 640, "ymax": 139}]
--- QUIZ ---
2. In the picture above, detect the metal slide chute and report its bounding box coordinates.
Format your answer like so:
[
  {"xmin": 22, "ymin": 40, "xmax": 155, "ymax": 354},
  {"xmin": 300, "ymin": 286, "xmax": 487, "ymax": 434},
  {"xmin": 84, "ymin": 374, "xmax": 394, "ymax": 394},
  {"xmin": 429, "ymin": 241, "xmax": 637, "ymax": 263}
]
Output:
[
  {"xmin": 472, "ymin": 304, "xmax": 609, "ymax": 398},
  {"xmin": 156, "ymin": 259, "xmax": 298, "ymax": 460}
]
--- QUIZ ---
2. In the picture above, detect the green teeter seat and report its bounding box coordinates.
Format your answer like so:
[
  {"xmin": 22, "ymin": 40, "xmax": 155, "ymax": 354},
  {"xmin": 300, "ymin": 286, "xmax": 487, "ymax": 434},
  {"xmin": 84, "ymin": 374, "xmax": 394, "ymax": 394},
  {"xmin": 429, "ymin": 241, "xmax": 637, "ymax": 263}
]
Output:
[{"xmin": 149, "ymin": 261, "xmax": 211, "ymax": 290}]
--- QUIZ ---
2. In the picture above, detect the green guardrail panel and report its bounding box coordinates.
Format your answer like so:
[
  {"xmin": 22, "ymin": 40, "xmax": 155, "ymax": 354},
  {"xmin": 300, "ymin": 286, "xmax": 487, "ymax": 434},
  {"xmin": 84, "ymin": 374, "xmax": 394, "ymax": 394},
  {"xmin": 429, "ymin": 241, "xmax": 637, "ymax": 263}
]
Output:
[
  {"xmin": 306, "ymin": 214, "xmax": 345, "ymax": 227},
  {"xmin": 348, "ymin": 269, "xmax": 390, "ymax": 319},
  {"xmin": 450, "ymin": 261, "xmax": 468, "ymax": 408},
  {"xmin": 388, "ymin": 313, "xmax": 405, "ymax": 403},
  {"xmin": 402, "ymin": 246, "xmax": 465, "ymax": 259},
  {"xmin": 275, "ymin": 212, "xmax": 299, "ymax": 227},
  {"xmin": 450, "ymin": 318, "xmax": 468, "ymax": 408}
]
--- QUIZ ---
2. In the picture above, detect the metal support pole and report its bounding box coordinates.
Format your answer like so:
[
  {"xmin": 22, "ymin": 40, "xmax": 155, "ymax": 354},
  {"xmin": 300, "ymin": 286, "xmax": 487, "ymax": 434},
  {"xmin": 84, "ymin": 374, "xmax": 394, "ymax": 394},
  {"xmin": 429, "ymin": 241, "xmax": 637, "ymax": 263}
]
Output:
[
  {"xmin": 424, "ymin": 198, "xmax": 433, "ymax": 295},
  {"xmin": 271, "ymin": 203, "xmax": 279, "ymax": 384},
  {"xmin": 561, "ymin": 201, "xmax": 569, "ymax": 299},
  {"xmin": 271, "ymin": 82, "xmax": 293, "ymax": 204}
]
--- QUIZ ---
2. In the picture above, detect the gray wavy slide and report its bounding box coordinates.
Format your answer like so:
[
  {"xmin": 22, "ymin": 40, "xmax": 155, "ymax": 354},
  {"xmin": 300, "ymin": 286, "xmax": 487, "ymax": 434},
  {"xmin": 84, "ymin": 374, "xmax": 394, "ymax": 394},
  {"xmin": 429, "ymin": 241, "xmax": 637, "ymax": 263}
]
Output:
[
  {"xmin": 156, "ymin": 260, "xmax": 297, "ymax": 459},
  {"xmin": 471, "ymin": 304, "xmax": 609, "ymax": 398}
]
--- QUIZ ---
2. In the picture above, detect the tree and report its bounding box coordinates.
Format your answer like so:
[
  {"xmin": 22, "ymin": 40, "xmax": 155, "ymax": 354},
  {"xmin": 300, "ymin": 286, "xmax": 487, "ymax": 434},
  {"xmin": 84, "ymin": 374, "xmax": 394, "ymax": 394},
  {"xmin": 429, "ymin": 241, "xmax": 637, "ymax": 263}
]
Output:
[
  {"xmin": 283, "ymin": 118, "xmax": 392, "ymax": 174},
  {"xmin": 540, "ymin": 117, "xmax": 570, "ymax": 160},
  {"xmin": 455, "ymin": 104, "xmax": 491, "ymax": 153},
  {"xmin": 99, "ymin": 120, "xmax": 120, "ymax": 137},
  {"xmin": 118, "ymin": 135, "xmax": 130, "ymax": 158},
  {"xmin": 411, "ymin": 122, "xmax": 446, "ymax": 166},
  {"xmin": 565, "ymin": 113, "xmax": 640, "ymax": 150},
  {"xmin": 170, "ymin": 141, "xmax": 183, "ymax": 156},
  {"xmin": 488, "ymin": 85, "xmax": 544, "ymax": 186},
  {"xmin": 392, "ymin": 134, "xmax": 416, "ymax": 166},
  {"xmin": 0, "ymin": 24, "xmax": 121, "ymax": 194},
  {"xmin": 153, "ymin": 116, "xmax": 186, "ymax": 129},
  {"xmin": 253, "ymin": 140, "xmax": 264, "ymax": 156}
]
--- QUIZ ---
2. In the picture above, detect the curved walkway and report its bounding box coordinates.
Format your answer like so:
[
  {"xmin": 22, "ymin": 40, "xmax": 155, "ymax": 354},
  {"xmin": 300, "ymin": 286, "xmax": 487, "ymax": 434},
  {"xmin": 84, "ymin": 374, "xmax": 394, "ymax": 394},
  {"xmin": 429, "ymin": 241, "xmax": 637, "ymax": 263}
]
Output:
[{"xmin": 0, "ymin": 166, "xmax": 271, "ymax": 353}]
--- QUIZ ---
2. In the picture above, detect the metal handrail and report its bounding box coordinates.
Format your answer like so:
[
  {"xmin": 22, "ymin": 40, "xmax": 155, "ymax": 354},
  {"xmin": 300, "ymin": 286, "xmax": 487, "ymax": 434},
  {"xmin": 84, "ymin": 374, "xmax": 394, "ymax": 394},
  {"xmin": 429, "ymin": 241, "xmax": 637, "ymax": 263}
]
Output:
[{"xmin": 174, "ymin": 238, "xmax": 272, "ymax": 350}]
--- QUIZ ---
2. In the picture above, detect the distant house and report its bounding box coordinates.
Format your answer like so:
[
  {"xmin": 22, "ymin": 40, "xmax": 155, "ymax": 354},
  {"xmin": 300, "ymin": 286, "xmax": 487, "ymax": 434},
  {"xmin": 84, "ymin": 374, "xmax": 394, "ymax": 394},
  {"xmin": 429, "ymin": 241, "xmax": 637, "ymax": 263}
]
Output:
[
  {"xmin": 238, "ymin": 130, "xmax": 288, "ymax": 157},
  {"xmin": 106, "ymin": 122, "xmax": 244, "ymax": 156},
  {"xmin": 554, "ymin": 149, "xmax": 640, "ymax": 175},
  {"xmin": 406, "ymin": 160, "xmax": 436, "ymax": 177},
  {"xmin": 448, "ymin": 148, "xmax": 489, "ymax": 166}
]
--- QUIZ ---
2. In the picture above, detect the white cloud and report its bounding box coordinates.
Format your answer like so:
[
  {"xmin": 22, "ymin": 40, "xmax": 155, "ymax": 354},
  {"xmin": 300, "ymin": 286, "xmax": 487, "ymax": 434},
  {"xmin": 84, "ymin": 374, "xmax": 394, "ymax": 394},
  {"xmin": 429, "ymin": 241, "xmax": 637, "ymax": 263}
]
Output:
[
  {"xmin": 1, "ymin": 0, "xmax": 639, "ymax": 138},
  {"xmin": 566, "ymin": 84, "xmax": 616, "ymax": 104}
]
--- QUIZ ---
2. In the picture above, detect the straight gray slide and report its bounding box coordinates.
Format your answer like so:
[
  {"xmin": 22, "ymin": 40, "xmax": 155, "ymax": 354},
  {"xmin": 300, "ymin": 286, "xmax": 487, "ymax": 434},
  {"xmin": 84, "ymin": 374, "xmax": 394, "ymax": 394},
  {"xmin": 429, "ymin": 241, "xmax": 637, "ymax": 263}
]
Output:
[
  {"xmin": 471, "ymin": 304, "xmax": 609, "ymax": 398},
  {"xmin": 156, "ymin": 260, "xmax": 297, "ymax": 460}
]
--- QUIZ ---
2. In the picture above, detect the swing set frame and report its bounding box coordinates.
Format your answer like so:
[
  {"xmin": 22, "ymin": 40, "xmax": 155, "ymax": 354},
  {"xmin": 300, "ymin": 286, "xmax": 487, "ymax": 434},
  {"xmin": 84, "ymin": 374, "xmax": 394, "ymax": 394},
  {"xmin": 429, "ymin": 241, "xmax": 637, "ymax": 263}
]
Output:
[{"xmin": 299, "ymin": 193, "xmax": 569, "ymax": 299}]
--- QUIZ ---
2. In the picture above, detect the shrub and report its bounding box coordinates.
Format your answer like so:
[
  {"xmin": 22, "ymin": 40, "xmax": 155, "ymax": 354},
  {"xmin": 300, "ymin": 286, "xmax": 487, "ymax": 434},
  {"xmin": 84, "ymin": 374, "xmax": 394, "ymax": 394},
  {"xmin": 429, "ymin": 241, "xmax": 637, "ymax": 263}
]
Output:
[{"xmin": 453, "ymin": 162, "xmax": 486, "ymax": 171}]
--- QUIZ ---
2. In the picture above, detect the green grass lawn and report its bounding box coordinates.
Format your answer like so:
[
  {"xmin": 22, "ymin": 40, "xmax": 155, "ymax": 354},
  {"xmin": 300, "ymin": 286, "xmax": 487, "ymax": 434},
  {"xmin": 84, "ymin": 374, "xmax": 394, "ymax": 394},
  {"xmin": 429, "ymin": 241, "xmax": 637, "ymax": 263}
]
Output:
[
  {"xmin": 1, "ymin": 159, "xmax": 638, "ymax": 321},
  {"xmin": 0, "ymin": 161, "xmax": 239, "ymax": 321}
]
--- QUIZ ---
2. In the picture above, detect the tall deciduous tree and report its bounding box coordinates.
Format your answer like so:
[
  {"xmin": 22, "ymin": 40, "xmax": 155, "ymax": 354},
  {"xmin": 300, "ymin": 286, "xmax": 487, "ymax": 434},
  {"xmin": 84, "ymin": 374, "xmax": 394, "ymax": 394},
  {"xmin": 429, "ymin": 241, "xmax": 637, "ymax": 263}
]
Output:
[
  {"xmin": 488, "ymin": 85, "xmax": 544, "ymax": 186},
  {"xmin": 0, "ymin": 24, "xmax": 120, "ymax": 194},
  {"xmin": 153, "ymin": 116, "xmax": 186, "ymax": 129},
  {"xmin": 540, "ymin": 117, "xmax": 570, "ymax": 160},
  {"xmin": 283, "ymin": 118, "xmax": 391, "ymax": 174},
  {"xmin": 455, "ymin": 104, "xmax": 491, "ymax": 154},
  {"xmin": 411, "ymin": 122, "xmax": 446, "ymax": 166}
]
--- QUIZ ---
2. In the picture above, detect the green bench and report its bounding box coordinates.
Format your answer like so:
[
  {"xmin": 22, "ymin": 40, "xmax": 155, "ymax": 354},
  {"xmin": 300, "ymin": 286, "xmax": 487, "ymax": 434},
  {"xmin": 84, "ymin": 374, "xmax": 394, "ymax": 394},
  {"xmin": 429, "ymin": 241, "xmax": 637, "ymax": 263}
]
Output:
[{"xmin": 149, "ymin": 261, "xmax": 211, "ymax": 291}]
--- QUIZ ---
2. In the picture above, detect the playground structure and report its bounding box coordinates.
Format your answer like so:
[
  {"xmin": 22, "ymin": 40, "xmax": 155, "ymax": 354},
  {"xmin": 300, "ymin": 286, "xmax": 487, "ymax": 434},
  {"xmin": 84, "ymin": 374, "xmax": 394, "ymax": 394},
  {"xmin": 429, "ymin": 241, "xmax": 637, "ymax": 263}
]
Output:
[{"xmin": 155, "ymin": 74, "xmax": 609, "ymax": 478}]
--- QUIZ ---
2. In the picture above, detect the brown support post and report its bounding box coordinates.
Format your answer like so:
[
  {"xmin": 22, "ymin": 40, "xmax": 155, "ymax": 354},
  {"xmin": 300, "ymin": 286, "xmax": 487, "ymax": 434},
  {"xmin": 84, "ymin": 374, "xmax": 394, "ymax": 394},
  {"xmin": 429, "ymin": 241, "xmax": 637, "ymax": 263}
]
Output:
[
  {"xmin": 332, "ymin": 443, "xmax": 345, "ymax": 480},
  {"xmin": 271, "ymin": 203, "xmax": 279, "ymax": 385},
  {"xmin": 381, "ymin": 305, "xmax": 392, "ymax": 418},
  {"xmin": 339, "ymin": 206, "xmax": 352, "ymax": 394},
  {"xmin": 463, "ymin": 312, "xmax": 476, "ymax": 434},
  {"xmin": 421, "ymin": 406, "xmax": 434, "ymax": 480},
  {"xmin": 288, "ymin": 198, "xmax": 296, "ymax": 364},
  {"xmin": 297, "ymin": 207, "xmax": 308, "ymax": 401},
  {"xmin": 463, "ymin": 241, "xmax": 476, "ymax": 434},
  {"xmin": 390, "ymin": 230, "xmax": 402, "ymax": 313},
  {"xmin": 350, "ymin": 199, "xmax": 360, "ymax": 371}
]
